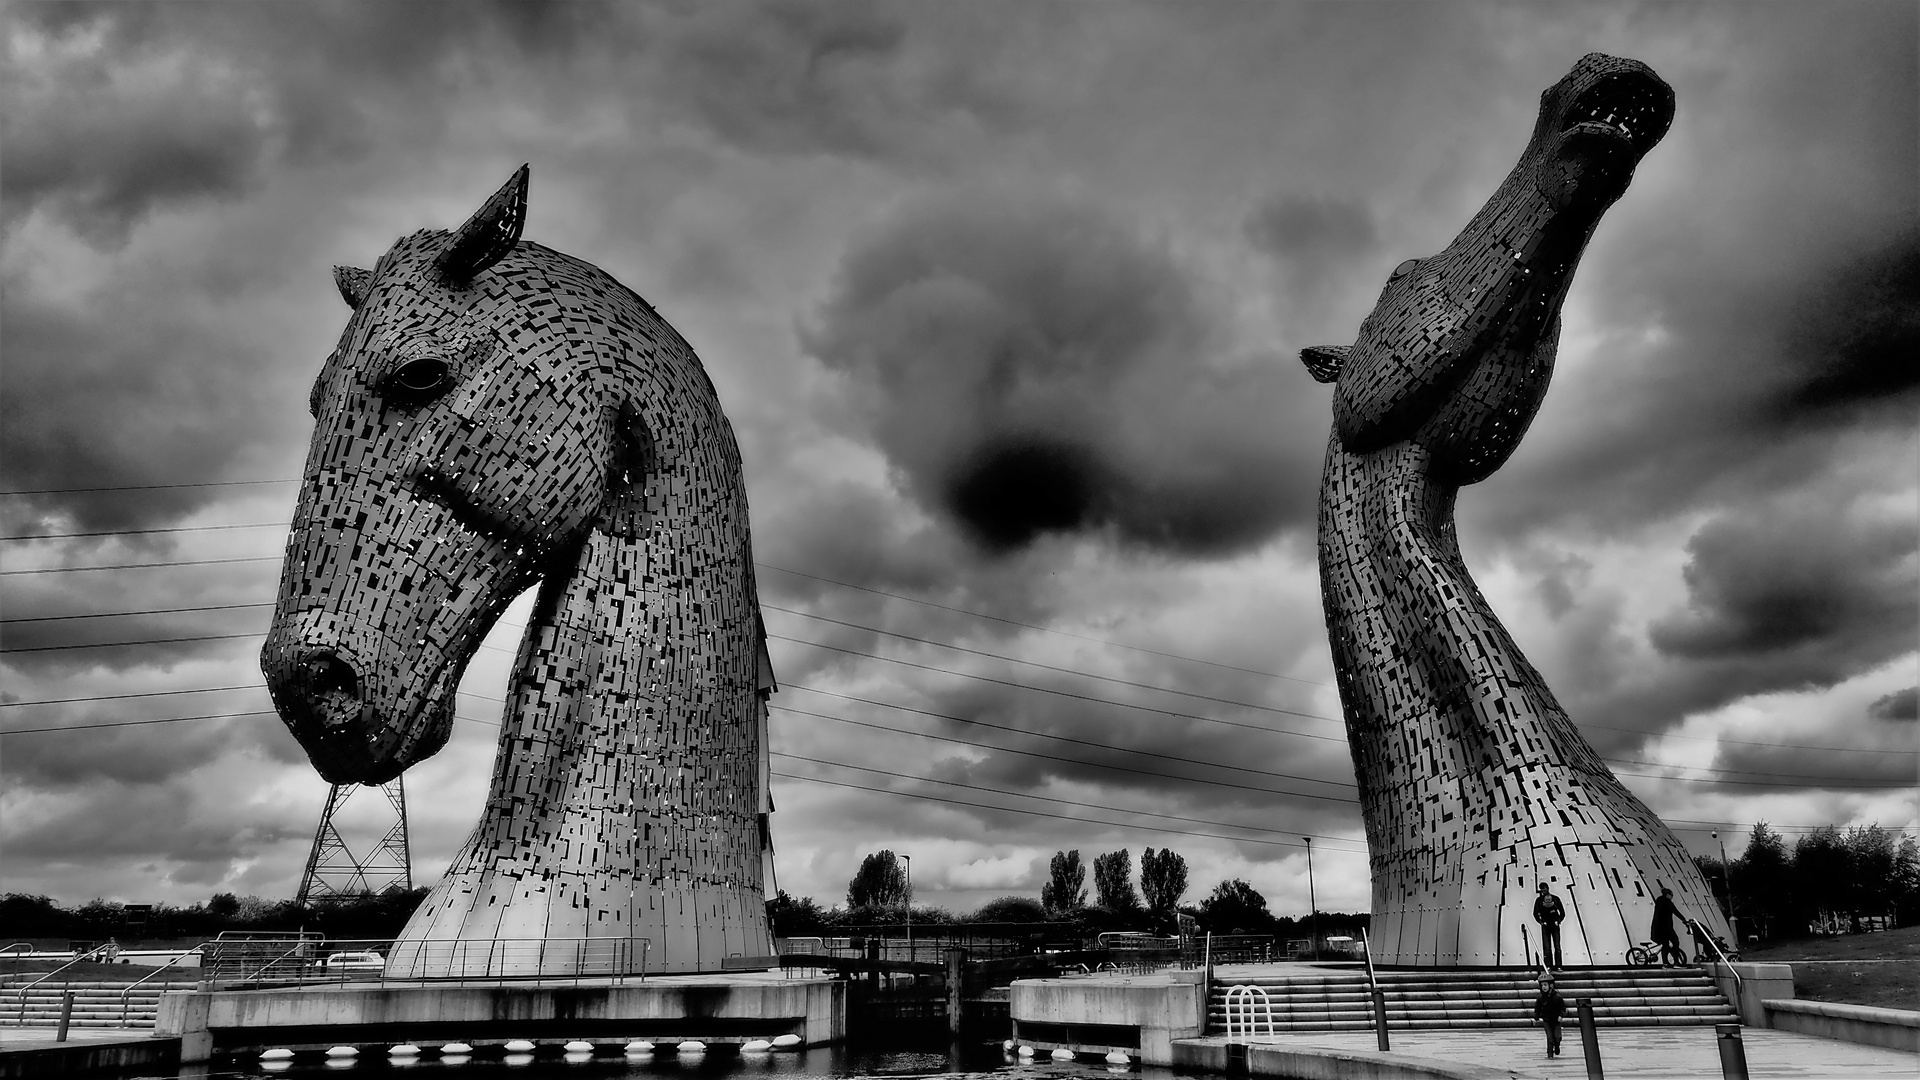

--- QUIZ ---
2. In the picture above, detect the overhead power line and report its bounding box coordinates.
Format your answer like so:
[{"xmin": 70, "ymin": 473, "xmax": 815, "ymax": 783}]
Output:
[
  {"xmin": 757, "ymin": 560, "xmax": 1317, "ymax": 685},
  {"xmin": 0, "ymin": 479, "xmax": 298, "ymax": 496},
  {"xmin": 771, "ymin": 749, "xmax": 1365, "ymax": 851},
  {"xmin": 773, "ymin": 705, "xmax": 1357, "ymax": 803},
  {"xmin": 764, "ymin": 603, "xmax": 1337, "ymax": 724}
]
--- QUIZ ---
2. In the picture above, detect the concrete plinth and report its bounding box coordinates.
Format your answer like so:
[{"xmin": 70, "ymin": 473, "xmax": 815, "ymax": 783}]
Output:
[
  {"xmin": 155, "ymin": 971, "xmax": 844, "ymax": 1062},
  {"xmin": 1009, "ymin": 969, "xmax": 1206, "ymax": 1066}
]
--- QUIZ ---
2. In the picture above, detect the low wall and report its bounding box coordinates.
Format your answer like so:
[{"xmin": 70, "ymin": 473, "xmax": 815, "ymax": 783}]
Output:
[
  {"xmin": 155, "ymin": 975, "xmax": 844, "ymax": 1062},
  {"xmin": 1762, "ymin": 998, "xmax": 1920, "ymax": 1052},
  {"xmin": 1703, "ymin": 962, "xmax": 1793, "ymax": 1027},
  {"xmin": 1009, "ymin": 970, "xmax": 1207, "ymax": 1066},
  {"xmin": 1172, "ymin": 1039, "xmax": 1522, "ymax": 1080},
  {"xmin": 0, "ymin": 1036, "xmax": 179, "ymax": 1079}
]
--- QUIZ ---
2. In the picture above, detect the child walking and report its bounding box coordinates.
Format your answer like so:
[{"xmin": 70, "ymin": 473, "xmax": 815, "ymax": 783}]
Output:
[{"xmin": 1533, "ymin": 972, "xmax": 1567, "ymax": 1058}]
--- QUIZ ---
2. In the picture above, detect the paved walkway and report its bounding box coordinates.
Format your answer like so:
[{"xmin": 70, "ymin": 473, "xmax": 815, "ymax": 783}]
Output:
[
  {"xmin": 0, "ymin": 1025, "xmax": 159, "ymax": 1045},
  {"xmin": 1250, "ymin": 1028, "xmax": 1916, "ymax": 1079}
]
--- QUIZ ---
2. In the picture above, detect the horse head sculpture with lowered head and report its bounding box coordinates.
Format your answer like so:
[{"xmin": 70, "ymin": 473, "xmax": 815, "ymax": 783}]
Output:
[{"xmin": 263, "ymin": 166, "xmax": 774, "ymax": 973}]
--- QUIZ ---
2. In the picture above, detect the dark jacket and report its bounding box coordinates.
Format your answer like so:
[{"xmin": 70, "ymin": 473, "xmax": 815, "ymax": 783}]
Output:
[
  {"xmin": 1534, "ymin": 893, "xmax": 1565, "ymax": 925},
  {"xmin": 1652, "ymin": 893, "xmax": 1680, "ymax": 936},
  {"xmin": 1533, "ymin": 987, "xmax": 1567, "ymax": 1022}
]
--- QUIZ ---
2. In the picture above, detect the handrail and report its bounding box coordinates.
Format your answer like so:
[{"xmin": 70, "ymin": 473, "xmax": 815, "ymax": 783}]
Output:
[
  {"xmin": 117, "ymin": 944, "xmax": 208, "ymax": 1025},
  {"xmin": 1359, "ymin": 925, "xmax": 1378, "ymax": 986},
  {"xmin": 231, "ymin": 940, "xmax": 316, "ymax": 986},
  {"xmin": 1222, "ymin": 984, "xmax": 1275, "ymax": 1040},
  {"xmin": 1, "ymin": 943, "xmax": 33, "ymax": 958},
  {"xmin": 1691, "ymin": 919, "xmax": 1742, "ymax": 1002},
  {"xmin": 13, "ymin": 944, "xmax": 114, "ymax": 1023}
]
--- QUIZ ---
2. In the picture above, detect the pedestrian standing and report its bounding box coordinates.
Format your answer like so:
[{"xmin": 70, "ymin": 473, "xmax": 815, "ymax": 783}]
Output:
[
  {"xmin": 1533, "ymin": 882, "xmax": 1565, "ymax": 970},
  {"xmin": 1533, "ymin": 972, "xmax": 1566, "ymax": 1058}
]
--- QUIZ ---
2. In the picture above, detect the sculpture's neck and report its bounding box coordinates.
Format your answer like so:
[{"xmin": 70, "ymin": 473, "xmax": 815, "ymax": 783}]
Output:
[{"xmin": 470, "ymin": 453, "xmax": 767, "ymax": 886}]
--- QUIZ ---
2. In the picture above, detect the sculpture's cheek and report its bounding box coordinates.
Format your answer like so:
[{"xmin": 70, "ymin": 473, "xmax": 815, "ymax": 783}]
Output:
[{"xmin": 402, "ymin": 363, "xmax": 615, "ymax": 552}]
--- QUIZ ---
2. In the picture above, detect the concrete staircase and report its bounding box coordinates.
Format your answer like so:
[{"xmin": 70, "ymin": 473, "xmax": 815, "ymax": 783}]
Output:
[
  {"xmin": 1209, "ymin": 966, "xmax": 1738, "ymax": 1033},
  {"xmin": 0, "ymin": 981, "xmax": 190, "ymax": 1029}
]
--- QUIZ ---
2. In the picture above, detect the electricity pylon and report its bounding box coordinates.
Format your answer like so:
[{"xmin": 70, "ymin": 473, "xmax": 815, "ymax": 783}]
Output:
[{"xmin": 295, "ymin": 777, "xmax": 413, "ymax": 903}]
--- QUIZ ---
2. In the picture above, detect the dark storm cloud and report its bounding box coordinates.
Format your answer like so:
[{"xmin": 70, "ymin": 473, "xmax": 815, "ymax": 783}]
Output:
[
  {"xmin": 804, "ymin": 189, "xmax": 1318, "ymax": 555},
  {"xmin": 0, "ymin": 29, "xmax": 273, "ymax": 245},
  {"xmin": 0, "ymin": 712, "xmax": 276, "ymax": 789},
  {"xmin": 1650, "ymin": 499, "xmax": 1916, "ymax": 671},
  {"xmin": 1868, "ymin": 687, "xmax": 1918, "ymax": 722},
  {"xmin": 637, "ymin": 0, "xmax": 1021, "ymax": 160},
  {"xmin": 0, "ymin": 290, "xmax": 282, "ymax": 531},
  {"xmin": 1780, "ymin": 227, "xmax": 1920, "ymax": 417}
]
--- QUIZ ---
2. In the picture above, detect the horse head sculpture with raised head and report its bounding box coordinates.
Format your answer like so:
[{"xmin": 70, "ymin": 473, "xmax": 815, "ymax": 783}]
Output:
[
  {"xmin": 263, "ymin": 167, "xmax": 774, "ymax": 973},
  {"xmin": 1302, "ymin": 56, "xmax": 1726, "ymax": 966}
]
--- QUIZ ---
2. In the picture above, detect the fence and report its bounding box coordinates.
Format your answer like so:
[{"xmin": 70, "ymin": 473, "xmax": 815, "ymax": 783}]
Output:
[{"xmin": 199, "ymin": 933, "xmax": 651, "ymax": 988}]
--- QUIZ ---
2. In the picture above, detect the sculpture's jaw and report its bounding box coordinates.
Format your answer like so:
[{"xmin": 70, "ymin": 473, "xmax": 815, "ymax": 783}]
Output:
[
  {"xmin": 1535, "ymin": 57, "xmax": 1674, "ymax": 212},
  {"xmin": 262, "ymin": 470, "xmax": 539, "ymax": 786}
]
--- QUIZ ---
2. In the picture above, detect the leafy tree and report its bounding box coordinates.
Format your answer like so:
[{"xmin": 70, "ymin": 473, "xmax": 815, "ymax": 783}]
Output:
[
  {"xmin": 846, "ymin": 850, "xmax": 911, "ymax": 909},
  {"xmin": 766, "ymin": 890, "xmax": 828, "ymax": 936},
  {"xmin": 1199, "ymin": 878, "xmax": 1272, "ymax": 932},
  {"xmin": 971, "ymin": 896, "xmax": 1048, "ymax": 923},
  {"xmin": 1140, "ymin": 847, "xmax": 1189, "ymax": 914},
  {"xmin": 207, "ymin": 893, "xmax": 241, "ymax": 919},
  {"xmin": 1892, "ymin": 837, "xmax": 1920, "ymax": 927},
  {"xmin": 1732, "ymin": 822, "xmax": 1792, "ymax": 939},
  {"xmin": 1093, "ymin": 849, "xmax": 1138, "ymax": 912},
  {"xmin": 1793, "ymin": 826, "xmax": 1849, "ymax": 931},
  {"xmin": 1845, "ymin": 824, "xmax": 1897, "ymax": 920},
  {"xmin": 1040, "ymin": 850, "xmax": 1086, "ymax": 915}
]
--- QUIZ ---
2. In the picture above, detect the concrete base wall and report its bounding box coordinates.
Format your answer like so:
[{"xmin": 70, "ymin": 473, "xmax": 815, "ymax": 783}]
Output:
[
  {"xmin": 0, "ymin": 1037, "xmax": 180, "ymax": 1079},
  {"xmin": 1763, "ymin": 999, "xmax": 1920, "ymax": 1052},
  {"xmin": 155, "ymin": 976, "xmax": 844, "ymax": 1062},
  {"xmin": 1704, "ymin": 962, "xmax": 1794, "ymax": 1027},
  {"xmin": 1009, "ymin": 970, "xmax": 1206, "ymax": 1066},
  {"xmin": 1172, "ymin": 1039, "xmax": 1526, "ymax": 1080}
]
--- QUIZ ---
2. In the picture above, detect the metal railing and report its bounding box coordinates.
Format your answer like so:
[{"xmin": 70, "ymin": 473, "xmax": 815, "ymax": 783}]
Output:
[
  {"xmin": 198, "ymin": 934, "xmax": 653, "ymax": 989},
  {"xmin": 1361, "ymin": 926, "xmax": 1389, "ymax": 1050},
  {"xmin": 12, "ymin": 943, "xmax": 117, "ymax": 1023},
  {"xmin": 1690, "ymin": 920, "xmax": 1743, "ymax": 1004},
  {"xmin": 1223, "ymin": 983, "xmax": 1277, "ymax": 1040},
  {"xmin": 117, "ymin": 945, "xmax": 207, "ymax": 1025}
]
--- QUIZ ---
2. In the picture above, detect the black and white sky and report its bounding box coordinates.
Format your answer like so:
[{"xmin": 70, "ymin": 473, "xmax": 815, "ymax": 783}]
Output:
[{"xmin": 2, "ymin": 0, "xmax": 1915, "ymax": 916}]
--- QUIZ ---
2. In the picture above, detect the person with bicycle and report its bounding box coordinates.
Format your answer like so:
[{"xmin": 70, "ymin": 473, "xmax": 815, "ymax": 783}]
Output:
[
  {"xmin": 1651, "ymin": 887, "xmax": 1687, "ymax": 967},
  {"xmin": 1533, "ymin": 882, "xmax": 1565, "ymax": 971}
]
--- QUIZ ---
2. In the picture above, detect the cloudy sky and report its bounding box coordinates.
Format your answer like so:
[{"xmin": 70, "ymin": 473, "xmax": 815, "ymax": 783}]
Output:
[{"xmin": 3, "ymin": 1, "xmax": 1914, "ymax": 921}]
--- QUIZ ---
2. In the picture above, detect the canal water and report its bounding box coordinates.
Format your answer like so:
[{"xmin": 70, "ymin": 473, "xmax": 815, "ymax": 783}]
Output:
[{"xmin": 170, "ymin": 1045, "xmax": 1183, "ymax": 1080}]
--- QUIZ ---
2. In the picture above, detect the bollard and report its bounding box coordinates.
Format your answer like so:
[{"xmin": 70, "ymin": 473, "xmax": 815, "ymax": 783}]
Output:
[
  {"xmin": 55, "ymin": 991, "xmax": 75, "ymax": 1042},
  {"xmin": 1577, "ymin": 996, "xmax": 1603, "ymax": 1080},
  {"xmin": 946, "ymin": 949, "xmax": 966, "ymax": 1037},
  {"xmin": 1715, "ymin": 1024, "xmax": 1749, "ymax": 1080},
  {"xmin": 1372, "ymin": 987, "xmax": 1391, "ymax": 1051}
]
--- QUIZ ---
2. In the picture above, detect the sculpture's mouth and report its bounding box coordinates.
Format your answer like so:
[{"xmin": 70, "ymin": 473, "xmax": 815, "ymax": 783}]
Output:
[
  {"xmin": 1557, "ymin": 70, "xmax": 1673, "ymax": 158},
  {"xmin": 264, "ymin": 641, "xmax": 457, "ymax": 785}
]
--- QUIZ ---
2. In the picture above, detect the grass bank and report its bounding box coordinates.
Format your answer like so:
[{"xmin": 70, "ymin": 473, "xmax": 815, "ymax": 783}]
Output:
[{"xmin": 1742, "ymin": 925, "xmax": 1918, "ymax": 1011}]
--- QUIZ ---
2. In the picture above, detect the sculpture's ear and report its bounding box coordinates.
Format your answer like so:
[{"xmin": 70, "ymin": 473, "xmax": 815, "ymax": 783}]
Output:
[
  {"xmin": 598, "ymin": 404, "xmax": 659, "ymax": 540},
  {"xmin": 436, "ymin": 163, "xmax": 530, "ymax": 287},
  {"xmin": 1301, "ymin": 345, "xmax": 1351, "ymax": 384},
  {"xmin": 333, "ymin": 266, "xmax": 373, "ymax": 309}
]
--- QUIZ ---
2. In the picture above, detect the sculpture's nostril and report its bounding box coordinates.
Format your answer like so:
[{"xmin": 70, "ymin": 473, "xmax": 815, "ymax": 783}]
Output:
[{"xmin": 298, "ymin": 653, "xmax": 361, "ymax": 730}]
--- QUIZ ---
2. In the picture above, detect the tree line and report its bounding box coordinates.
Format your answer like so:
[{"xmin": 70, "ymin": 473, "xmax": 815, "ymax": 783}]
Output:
[
  {"xmin": 768, "ymin": 846, "xmax": 1368, "ymax": 943},
  {"xmin": 0, "ymin": 889, "xmax": 430, "ymax": 944},
  {"xmin": 1693, "ymin": 823, "xmax": 1918, "ymax": 939}
]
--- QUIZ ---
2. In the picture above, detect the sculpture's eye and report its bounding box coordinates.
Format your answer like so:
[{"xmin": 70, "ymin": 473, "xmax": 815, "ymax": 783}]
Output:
[
  {"xmin": 381, "ymin": 357, "xmax": 452, "ymax": 406},
  {"xmin": 1390, "ymin": 259, "xmax": 1420, "ymax": 281}
]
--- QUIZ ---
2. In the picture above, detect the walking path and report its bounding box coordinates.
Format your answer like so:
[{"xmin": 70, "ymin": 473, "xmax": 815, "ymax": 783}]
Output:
[{"xmin": 1247, "ymin": 1027, "xmax": 1916, "ymax": 1078}]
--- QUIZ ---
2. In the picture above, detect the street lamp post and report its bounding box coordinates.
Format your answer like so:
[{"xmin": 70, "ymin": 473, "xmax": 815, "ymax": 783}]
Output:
[
  {"xmin": 901, "ymin": 853, "xmax": 913, "ymax": 964},
  {"xmin": 1304, "ymin": 837, "xmax": 1318, "ymax": 960},
  {"xmin": 1712, "ymin": 831, "xmax": 1736, "ymax": 945}
]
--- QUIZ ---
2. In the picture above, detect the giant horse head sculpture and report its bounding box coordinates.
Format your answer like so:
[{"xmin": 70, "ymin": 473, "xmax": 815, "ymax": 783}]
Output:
[
  {"xmin": 265, "ymin": 166, "xmax": 730, "ymax": 782},
  {"xmin": 1300, "ymin": 56, "xmax": 1720, "ymax": 967},
  {"xmin": 263, "ymin": 167, "xmax": 771, "ymax": 971}
]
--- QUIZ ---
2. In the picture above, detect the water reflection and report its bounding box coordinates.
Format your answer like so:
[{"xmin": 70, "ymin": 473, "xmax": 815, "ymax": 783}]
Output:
[{"xmin": 174, "ymin": 1044, "xmax": 1184, "ymax": 1080}]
